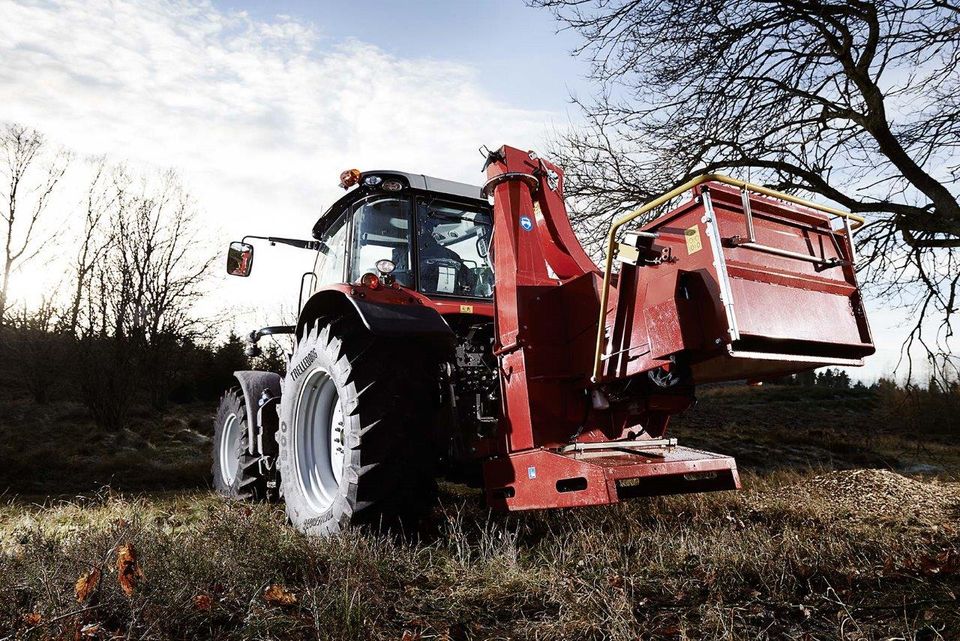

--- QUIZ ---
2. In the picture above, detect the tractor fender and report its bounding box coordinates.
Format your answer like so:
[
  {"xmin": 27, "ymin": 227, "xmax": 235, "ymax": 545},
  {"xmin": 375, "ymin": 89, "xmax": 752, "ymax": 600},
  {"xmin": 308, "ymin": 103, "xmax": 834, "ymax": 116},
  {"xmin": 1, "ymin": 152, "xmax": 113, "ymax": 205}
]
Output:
[
  {"xmin": 233, "ymin": 370, "xmax": 282, "ymax": 456},
  {"xmin": 296, "ymin": 289, "xmax": 455, "ymax": 340}
]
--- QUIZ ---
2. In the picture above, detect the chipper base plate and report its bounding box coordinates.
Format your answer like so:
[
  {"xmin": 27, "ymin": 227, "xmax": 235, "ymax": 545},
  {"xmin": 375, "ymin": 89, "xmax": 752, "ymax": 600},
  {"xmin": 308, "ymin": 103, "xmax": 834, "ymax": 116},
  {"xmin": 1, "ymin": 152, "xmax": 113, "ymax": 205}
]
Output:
[{"xmin": 483, "ymin": 443, "xmax": 740, "ymax": 511}]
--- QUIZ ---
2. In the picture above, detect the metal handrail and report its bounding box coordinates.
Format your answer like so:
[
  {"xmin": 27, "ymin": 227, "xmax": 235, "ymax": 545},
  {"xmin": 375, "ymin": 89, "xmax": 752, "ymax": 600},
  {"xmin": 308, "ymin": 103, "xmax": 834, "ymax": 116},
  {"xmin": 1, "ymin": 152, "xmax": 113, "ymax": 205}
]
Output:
[{"xmin": 590, "ymin": 174, "xmax": 865, "ymax": 383}]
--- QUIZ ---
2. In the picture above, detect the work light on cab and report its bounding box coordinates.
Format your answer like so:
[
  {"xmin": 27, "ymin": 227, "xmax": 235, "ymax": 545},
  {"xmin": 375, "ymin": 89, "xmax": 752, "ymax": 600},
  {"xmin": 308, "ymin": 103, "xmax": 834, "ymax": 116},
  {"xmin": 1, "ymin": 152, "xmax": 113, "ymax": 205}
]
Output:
[{"xmin": 339, "ymin": 168, "xmax": 361, "ymax": 189}]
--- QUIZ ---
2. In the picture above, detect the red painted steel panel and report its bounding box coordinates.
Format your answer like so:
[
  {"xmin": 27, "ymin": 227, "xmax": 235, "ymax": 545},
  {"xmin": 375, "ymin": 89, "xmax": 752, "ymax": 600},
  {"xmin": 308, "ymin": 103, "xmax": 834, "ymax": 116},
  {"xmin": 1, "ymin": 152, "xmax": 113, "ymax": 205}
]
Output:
[
  {"xmin": 730, "ymin": 278, "xmax": 863, "ymax": 344},
  {"xmin": 483, "ymin": 446, "xmax": 740, "ymax": 511}
]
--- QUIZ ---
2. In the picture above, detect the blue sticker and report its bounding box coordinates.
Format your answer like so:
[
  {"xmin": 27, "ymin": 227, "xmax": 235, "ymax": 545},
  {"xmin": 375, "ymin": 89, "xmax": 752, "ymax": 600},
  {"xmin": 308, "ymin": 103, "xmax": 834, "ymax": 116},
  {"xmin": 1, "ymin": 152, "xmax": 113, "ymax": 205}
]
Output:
[{"xmin": 519, "ymin": 215, "xmax": 533, "ymax": 231}]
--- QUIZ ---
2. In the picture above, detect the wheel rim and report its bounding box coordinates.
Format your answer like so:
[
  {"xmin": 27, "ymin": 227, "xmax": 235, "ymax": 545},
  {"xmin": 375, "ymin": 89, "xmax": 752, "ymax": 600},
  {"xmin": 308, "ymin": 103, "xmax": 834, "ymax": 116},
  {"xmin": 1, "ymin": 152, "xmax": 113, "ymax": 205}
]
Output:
[
  {"xmin": 293, "ymin": 368, "xmax": 346, "ymax": 513},
  {"xmin": 219, "ymin": 412, "xmax": 241, "ymax": 485}
]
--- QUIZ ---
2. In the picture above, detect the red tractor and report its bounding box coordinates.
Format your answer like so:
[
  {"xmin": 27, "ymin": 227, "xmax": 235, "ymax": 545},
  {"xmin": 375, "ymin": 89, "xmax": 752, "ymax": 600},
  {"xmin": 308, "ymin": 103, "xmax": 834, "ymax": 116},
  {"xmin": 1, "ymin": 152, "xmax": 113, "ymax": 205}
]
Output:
[{"xmin": 214, "ymin": 146, "xmax": 874, "ymax": 536}]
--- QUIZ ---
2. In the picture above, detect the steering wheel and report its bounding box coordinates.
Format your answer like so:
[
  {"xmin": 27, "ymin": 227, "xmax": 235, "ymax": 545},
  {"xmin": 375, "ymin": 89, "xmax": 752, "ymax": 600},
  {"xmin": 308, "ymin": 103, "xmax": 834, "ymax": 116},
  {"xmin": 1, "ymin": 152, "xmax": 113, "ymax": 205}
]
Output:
[{"xmin": 423, "ymin": 257, "xmax": 462, "ymax": 268}]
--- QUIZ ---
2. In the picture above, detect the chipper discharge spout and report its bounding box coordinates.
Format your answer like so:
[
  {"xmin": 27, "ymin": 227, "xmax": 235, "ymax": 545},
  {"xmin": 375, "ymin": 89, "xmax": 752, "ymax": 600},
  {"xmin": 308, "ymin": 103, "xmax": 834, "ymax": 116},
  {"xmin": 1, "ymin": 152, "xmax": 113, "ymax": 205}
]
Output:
[{"xmin": 481, "ymin": 145, "xmax": 874, "ymax": 511}]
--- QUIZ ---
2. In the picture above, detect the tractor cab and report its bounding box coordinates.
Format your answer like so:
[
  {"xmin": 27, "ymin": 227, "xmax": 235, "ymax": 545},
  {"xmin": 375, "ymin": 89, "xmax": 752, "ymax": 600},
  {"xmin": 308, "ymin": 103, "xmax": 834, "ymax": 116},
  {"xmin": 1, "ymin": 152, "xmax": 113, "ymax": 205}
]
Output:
[{"xmin": 310, "ymin": 170, "xmax": 494, "ymax": 301}]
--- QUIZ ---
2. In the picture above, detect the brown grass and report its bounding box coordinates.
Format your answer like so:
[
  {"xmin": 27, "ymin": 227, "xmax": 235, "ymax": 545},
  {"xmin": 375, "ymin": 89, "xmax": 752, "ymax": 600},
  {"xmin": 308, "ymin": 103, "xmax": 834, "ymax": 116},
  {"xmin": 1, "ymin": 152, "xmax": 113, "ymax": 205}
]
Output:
[
  {"xmin": 1, "ymin": 471, "xmax": 958, "ymax": 640},
  {"xmin": 1, "ymin": 384, "xmax": 958, "ymax": 639}
]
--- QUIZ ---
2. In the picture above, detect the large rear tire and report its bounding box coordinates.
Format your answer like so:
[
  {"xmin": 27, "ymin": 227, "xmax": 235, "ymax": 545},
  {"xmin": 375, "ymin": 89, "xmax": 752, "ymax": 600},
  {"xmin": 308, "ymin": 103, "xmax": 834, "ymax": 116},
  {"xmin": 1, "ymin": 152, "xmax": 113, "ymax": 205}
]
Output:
[
  {"xmin": 212, "ymin": 388, "xmax": 268, "ymax": 500},
  {"xmin": 277, "ymin": 318, "xmax": 439, "ymax": 536}
]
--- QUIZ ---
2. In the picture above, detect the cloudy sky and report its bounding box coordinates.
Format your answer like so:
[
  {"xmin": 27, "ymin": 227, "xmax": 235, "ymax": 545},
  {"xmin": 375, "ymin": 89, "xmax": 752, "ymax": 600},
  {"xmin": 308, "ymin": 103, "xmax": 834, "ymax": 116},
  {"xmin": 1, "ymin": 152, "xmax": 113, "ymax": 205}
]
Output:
[{"xmin": 0, "ymin": 0, "xmax": 918, "ymax": 380}]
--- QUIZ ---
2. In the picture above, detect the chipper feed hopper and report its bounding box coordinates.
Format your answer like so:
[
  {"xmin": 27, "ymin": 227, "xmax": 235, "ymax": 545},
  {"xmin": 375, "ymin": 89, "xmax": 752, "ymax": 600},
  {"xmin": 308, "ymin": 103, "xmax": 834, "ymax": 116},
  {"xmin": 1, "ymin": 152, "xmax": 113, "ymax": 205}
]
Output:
[{"xmin": 216, "ymin": 144, "xmax": 873, "ymax": 535}]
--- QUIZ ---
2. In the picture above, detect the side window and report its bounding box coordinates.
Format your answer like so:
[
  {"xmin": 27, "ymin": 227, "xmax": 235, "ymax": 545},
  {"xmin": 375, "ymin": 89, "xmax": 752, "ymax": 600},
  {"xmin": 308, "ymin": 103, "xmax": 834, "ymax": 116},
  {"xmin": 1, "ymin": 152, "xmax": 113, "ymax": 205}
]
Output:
[
  {"xmin": 349, "ymin": 197, "xmax": 413, "ymax": 287},
  {"xmin": 416, "ymin": 199, "xmax": 494, "ymax": 298},
  {"xmin": 316, "ymin": 213, "xmax": 349, "ymax": 285}
]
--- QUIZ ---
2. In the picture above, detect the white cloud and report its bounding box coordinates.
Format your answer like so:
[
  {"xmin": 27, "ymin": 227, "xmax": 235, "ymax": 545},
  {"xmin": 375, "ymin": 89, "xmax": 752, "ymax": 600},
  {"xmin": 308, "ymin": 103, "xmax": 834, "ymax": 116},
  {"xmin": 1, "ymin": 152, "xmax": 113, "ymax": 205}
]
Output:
[{"xmin": 0, "ymin": 0, "xmax": 556, "ymax": 318}]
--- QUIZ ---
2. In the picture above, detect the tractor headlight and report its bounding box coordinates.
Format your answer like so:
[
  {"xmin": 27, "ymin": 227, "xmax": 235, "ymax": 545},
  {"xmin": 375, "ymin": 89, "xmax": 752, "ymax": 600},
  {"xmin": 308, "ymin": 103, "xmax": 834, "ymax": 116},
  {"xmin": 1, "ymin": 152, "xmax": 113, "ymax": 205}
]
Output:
[
  {"xmin": 375, "ymin": 259, "xmax": 396, "ymax": 275},
  {"xmin": 359, "ymin": 272, "xmax": 381, "ymax": 290},
  {"xmin": 381, "ymin": 179, "xmax": 403, "ymax": 192}
]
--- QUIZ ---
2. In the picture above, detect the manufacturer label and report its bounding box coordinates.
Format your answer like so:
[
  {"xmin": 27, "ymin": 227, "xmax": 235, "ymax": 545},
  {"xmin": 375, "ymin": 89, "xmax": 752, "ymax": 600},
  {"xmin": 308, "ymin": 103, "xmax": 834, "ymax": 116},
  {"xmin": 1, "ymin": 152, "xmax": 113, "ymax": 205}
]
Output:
[
  {"xmin": 527, "ymin": 466, "xmax": 537, "ymax": 480},
  {"xmin": 290, "ymin": 348, "xmax": 317, "ymax": 380},
  {"xmin": 520, "ymin": 215, "xmax": 533, "ymax": 232},
  {"xmin": 459, "ymin": 304, "xmax": 474, "ymax": 313},
  {"xmin": 684, "ymin": 225, "xmax": 703, "ymax": 254}
]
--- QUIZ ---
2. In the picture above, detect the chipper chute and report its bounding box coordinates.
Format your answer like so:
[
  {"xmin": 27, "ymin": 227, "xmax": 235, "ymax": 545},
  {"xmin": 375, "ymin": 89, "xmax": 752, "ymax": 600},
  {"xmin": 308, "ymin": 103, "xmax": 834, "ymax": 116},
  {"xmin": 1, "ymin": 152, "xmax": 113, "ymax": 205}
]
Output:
[{"xmin": 481, "ymin": 146, "xmax": 873, "ymax": 511}]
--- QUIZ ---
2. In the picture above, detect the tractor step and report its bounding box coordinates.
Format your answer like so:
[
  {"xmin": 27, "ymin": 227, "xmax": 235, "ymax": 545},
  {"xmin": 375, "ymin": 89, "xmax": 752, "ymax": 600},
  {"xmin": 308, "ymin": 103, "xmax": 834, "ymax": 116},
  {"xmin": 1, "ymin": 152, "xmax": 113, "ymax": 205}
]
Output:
[{"xmin": 483, "ymin": 443, "xmax": 740, "ymax": 511}]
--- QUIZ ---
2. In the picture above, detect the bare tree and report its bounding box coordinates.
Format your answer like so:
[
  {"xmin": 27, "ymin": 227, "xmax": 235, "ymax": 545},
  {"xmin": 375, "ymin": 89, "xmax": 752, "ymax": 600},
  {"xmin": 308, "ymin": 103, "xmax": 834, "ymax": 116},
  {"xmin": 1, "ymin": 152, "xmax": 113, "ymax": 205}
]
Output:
[
  {"xmin": 96, "ymin": 168, "xmax": 213, "ymax": 341},
  {"xmin": 77, "ymin": 166, "xmax": 215, "ymax": 425},
  {"xmin": 67, "ymin": 158, "xmax": 114, "ymax": 334},
  {"xmin": 0, "ymin": 124, "xmax": 70, "ymax": 321},
  {"xmin": 533, "ymin": 0, "xmax": 960, "ymax": 375}
]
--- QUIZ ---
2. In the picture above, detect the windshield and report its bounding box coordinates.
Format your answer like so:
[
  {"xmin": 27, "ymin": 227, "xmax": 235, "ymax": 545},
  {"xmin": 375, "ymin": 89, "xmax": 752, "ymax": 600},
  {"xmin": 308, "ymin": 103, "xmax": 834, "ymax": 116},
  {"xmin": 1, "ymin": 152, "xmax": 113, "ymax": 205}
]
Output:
[{"xmin": 416, "ymin": 199, "xmax": 493, "ymax": 299}]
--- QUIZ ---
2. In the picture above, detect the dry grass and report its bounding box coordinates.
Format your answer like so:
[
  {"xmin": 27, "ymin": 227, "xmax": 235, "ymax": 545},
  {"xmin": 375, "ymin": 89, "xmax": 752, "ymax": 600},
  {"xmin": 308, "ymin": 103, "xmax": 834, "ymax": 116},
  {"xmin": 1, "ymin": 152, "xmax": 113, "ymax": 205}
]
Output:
[
  {"xmin": 1, "ymin": 471, "xmax": 958, "ymax": 640},
  {"xmin": 0, "ymin": 392, "xmax": 211, "ymax": 496},
  {"xmin": 1, "ymin": 384, "xmax": 958, "ymax": 639}
]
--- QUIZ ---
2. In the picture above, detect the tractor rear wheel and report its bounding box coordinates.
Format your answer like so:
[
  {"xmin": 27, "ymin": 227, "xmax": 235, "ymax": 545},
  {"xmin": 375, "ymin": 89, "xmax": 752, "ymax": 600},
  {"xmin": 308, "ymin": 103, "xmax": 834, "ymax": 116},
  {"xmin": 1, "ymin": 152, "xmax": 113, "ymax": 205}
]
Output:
[
  {"xmin": 212, "ymin": 388, "xmax": 268, "ymax": 500},
  {"xmin": 276, "ymin": 318, "xmax": 439, "ymax": 536}
]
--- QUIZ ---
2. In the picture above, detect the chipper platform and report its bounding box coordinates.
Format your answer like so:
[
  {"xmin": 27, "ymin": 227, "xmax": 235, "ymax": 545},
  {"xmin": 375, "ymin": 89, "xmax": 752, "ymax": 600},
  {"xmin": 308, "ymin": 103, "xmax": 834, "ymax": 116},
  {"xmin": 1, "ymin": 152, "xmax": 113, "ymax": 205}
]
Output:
[{"xmin": 214, "ymin": 145, "xmax": 873, "ymax": 535}]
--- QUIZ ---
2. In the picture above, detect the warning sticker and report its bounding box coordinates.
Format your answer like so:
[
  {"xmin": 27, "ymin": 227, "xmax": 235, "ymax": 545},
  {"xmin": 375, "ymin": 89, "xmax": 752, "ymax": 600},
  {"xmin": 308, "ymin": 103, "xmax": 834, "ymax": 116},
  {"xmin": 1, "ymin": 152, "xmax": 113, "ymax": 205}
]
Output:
[
  {"xmin": 684, "ymin": 225, "xmax": 703, "ymax": 255},
  {"xmin": 459, "ymin": 304, "xmax": 474, "ymax": 314},
  {"xmin": 437, "ymin": 266, "xmax": 456, "ymax": 293}
]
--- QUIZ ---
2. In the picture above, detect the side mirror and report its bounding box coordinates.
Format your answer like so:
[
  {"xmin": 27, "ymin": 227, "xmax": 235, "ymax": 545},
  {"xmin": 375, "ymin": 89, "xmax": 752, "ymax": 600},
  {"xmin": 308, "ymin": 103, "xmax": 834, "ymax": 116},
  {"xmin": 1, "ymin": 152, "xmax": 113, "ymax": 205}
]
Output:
[{"xmin": 226, "ymin": 241, "xmax": 254, "ymax": 277}]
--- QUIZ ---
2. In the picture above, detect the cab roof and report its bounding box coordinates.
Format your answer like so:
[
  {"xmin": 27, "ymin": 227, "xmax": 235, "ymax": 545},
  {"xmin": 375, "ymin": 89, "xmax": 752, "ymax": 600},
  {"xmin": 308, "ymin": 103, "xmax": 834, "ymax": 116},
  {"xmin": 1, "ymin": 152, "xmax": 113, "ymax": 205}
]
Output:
[{"xmin": 312, "ymin": 170, "xmax": 488, "ymax": 239}]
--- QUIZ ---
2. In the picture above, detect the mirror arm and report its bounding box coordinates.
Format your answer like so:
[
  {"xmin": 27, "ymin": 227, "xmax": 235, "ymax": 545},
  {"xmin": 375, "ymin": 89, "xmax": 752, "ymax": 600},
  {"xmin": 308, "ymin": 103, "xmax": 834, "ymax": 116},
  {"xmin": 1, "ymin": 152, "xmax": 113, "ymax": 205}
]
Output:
[{"xmin": 242, "ymin": 235, "xmax": 321, "ymax": 251}]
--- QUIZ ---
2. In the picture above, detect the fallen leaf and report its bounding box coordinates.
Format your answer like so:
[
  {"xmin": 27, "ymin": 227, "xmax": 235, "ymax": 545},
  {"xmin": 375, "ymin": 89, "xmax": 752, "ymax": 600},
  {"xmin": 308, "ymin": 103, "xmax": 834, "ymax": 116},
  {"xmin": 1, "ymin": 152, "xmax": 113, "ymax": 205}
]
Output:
[
  {"xmin": 263, "ymin": 584, "xmax": 297, "ymax": 607},
  {"xmin": 21, "ymin": 612, "xmax": 41, "ymax": 626},
  {"xmin": 192, "ymin": 594, "xmax": 212, "ymax": 611},
  {"xmin": 75, "ymin": 568, "xmax": 101, "ymax": 603},
  {"xmin": 116, "ymin": 543, "xmax": 144, "ymax": 597},
  {"xmin": 78, "ymin": 622, "xmax": 102, "ymax": 638},
  {"xmin": 607, "ymin": 574, "xmax": 624, "ymax": 589}
]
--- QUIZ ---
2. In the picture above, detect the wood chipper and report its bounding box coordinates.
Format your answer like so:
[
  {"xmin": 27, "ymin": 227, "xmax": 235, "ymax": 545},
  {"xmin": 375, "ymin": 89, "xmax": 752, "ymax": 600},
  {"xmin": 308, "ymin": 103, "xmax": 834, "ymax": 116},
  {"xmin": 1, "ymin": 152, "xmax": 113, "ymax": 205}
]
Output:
[{"xmin": 214, "ymin": 145, "xmax": 873, "ymax": 535}]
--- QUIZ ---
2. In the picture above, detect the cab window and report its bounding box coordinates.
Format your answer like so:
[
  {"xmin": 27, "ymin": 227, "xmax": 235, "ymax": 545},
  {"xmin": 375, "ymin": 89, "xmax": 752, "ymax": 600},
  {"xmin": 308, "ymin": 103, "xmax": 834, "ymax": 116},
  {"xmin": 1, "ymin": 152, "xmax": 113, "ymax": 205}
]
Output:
[
  {"xmin": 316, "ymin": 212, "xmax": 349, "ymax": 285},
  {"xmin": 349, "ymin": 197, "xmax": 413, "ymax": 287},
  {"xmin": 416, "ymin": 199, "xmax": 493, "ymax": 298}
]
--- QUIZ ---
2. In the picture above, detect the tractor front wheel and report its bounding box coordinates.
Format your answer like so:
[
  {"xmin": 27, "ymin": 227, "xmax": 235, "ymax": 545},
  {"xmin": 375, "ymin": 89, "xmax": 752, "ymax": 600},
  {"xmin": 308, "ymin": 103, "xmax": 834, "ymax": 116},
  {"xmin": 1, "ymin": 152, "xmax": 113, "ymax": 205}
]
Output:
[
  {"xmin": 212, "ymin": 388, "xmax": 268, "ymax": 500},
  {"xmin": 277, "ymin": 319, "xmax": 439, "ymax": 536}
]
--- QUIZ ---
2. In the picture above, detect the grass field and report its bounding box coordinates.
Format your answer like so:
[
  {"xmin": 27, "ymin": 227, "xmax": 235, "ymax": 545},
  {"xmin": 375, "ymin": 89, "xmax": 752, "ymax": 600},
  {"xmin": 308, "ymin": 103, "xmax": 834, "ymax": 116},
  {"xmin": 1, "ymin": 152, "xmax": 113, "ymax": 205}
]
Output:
[{"xmin": 1, "ymin": 385, "xmax": 958, "ymax": 640}]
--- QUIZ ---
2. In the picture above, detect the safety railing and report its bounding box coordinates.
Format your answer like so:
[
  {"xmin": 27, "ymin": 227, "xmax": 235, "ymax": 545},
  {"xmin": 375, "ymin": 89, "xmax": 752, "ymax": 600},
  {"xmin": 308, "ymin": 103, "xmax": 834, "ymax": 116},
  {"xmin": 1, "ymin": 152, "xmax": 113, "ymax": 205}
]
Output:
[{"xmin": 590, "ymin": 174, "xmax": 866, "ymax": 383}]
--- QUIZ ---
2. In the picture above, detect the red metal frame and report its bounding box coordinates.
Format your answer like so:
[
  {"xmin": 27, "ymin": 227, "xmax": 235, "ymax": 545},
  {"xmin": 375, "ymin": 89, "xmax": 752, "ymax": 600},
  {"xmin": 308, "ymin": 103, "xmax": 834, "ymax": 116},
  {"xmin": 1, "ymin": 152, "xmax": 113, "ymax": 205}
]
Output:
[{"xmin": 314, "ymin": 282, "xmax": 495, "ymax": 319}]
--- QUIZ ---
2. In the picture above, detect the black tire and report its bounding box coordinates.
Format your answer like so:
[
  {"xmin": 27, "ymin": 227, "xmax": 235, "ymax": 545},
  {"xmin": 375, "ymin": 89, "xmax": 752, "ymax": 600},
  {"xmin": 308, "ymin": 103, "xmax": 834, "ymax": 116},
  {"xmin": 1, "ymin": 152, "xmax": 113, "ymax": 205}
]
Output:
[
  {"xmin": 212, "ymin": 388, "xmax": 268, "ymax": 501},
  {"xmin": 276, "ymin": 318, "xmax": 439, "ymax": 536}
]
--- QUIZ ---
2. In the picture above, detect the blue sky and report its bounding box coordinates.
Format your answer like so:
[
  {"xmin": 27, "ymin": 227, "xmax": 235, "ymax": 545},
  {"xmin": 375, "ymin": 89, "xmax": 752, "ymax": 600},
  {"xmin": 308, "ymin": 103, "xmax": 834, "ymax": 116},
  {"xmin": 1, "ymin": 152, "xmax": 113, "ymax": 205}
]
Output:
[{"xmin": 213, "ymin": 0, "xmax": 592, "ymax": 111}]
